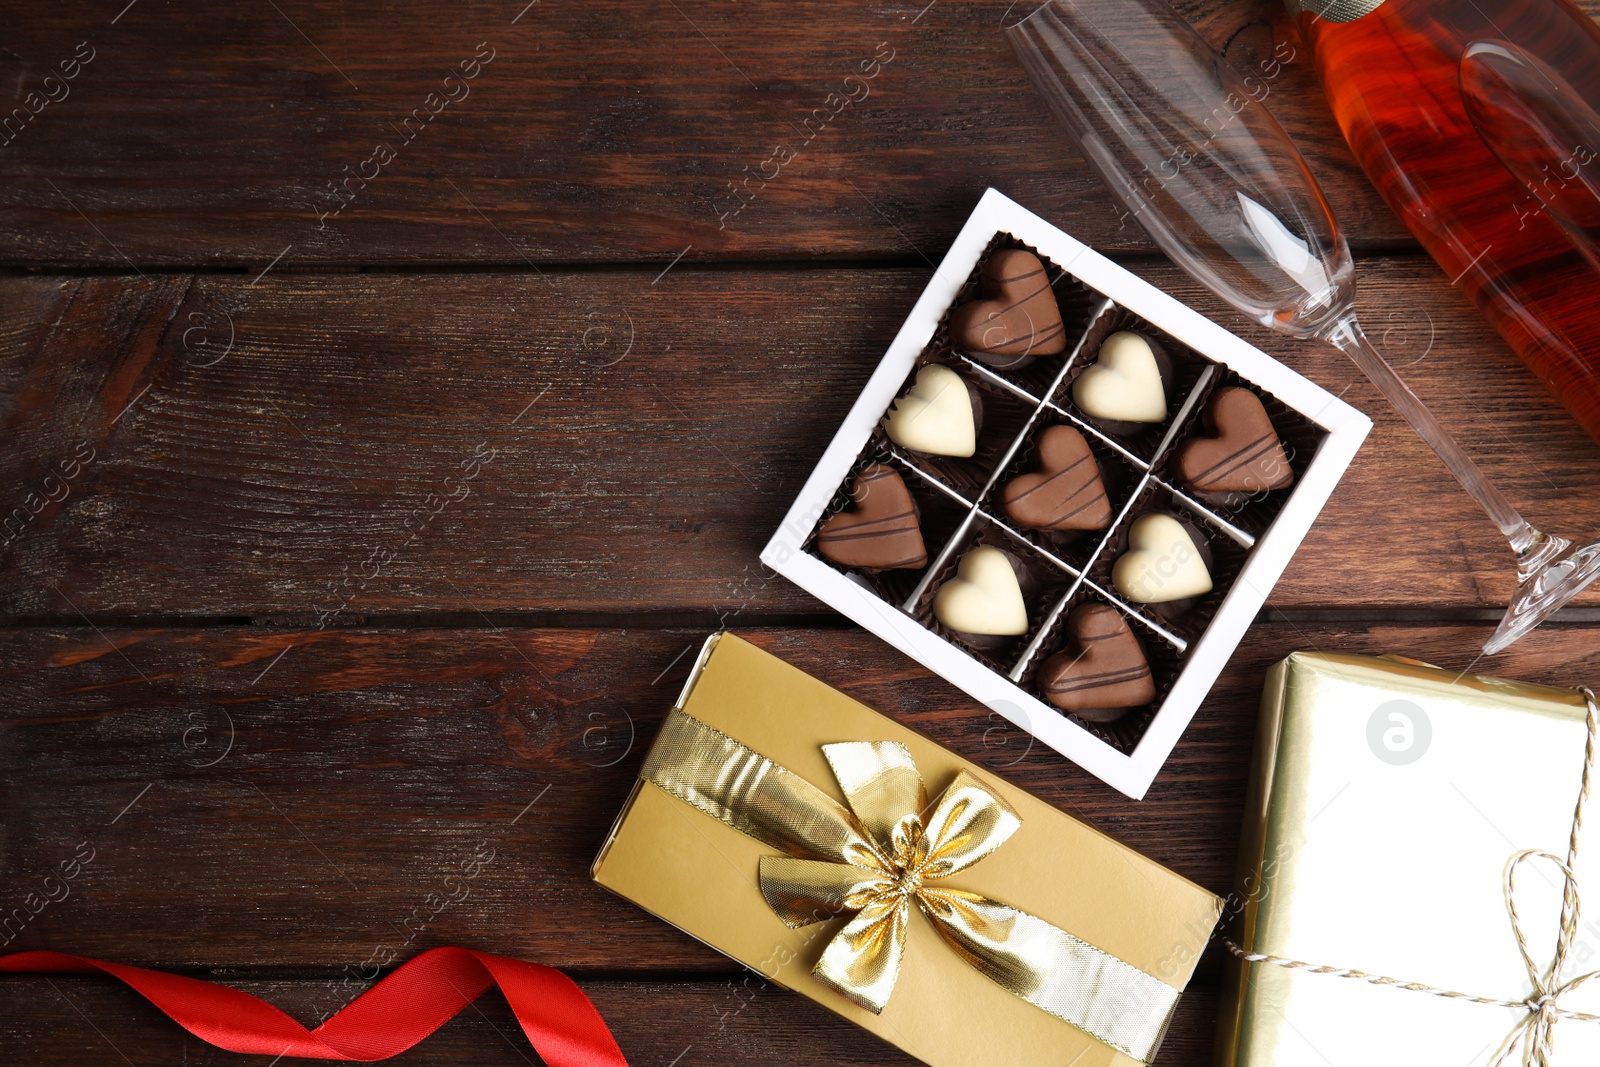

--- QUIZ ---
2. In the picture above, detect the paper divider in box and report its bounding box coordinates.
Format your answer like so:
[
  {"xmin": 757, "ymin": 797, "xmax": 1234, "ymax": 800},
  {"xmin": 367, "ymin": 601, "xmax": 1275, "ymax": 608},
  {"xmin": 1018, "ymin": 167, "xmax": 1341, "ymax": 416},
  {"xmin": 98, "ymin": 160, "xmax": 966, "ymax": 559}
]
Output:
[
  {"xmin": 900, "ymin": 295, "xmax": 1113, "ymax": 611},
  {"xmin": 763, "ymin": 188, "xmax": 1375, "ymax": 799},
  {"xmin": 977, "ymin": 412, "xmax": 1147, "ymax": 579},
  {"xmin": 955, "ymin": 352, "xmax": 1256, "ymax": 550},
  {"xmin": 989, "ymin": 195, "xmax": 1366, "ymax": 438},
  {"xmin": 757, "ymin": 537, "xmax": 1168, "ymax": 795},
  {"xmin": 762, "ymin": 203, "xmax": 1026, "ymax": 566},
  {"xmin": 1014, "ymin": 585, "xmax": 1188, "ymax": 754},
  {"xmin": 1045, "ymin": 303, "xmax": 1216, "ymax": 462},
  {"xmin": 1003, "ymin": 366, "xmax": 1216, "ymax": 677},
  {"xmin": 885, "ymin": 447, "xmax": 1188, "ymax": 658}
]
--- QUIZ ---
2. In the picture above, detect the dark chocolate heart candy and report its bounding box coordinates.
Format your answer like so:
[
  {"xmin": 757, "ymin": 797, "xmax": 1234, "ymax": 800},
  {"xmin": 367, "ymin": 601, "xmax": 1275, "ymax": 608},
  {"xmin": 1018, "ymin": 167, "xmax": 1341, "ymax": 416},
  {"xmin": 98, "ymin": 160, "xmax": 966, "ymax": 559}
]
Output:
[
  {"xmin": 1175, "ymin": 386, "xmax": 1293, "ymax": 493},
  {"xmin": 950, "ymin": 249, "xmax": 1066, "ymax": 369},
  {"xmin": 1002, "ymin": 425, "xmax": 1112, "ymax": 531},
  {"xmin": 816, "ymin": 464, "xmax": 928, "ymax": 572},
  {"xmin": 1037, "ymin": 603, "xmax": 1155, "ymax": 719}
]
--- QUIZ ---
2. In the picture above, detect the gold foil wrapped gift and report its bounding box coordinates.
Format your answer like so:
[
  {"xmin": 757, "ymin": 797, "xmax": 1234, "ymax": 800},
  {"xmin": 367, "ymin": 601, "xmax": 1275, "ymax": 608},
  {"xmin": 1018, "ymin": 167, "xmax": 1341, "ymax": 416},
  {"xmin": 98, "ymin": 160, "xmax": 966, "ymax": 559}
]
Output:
[
  {"xmin": 593, "ymin": 633, "xmax": 1221, "ymax": 1067},
  {"xmin": 1220, "ymin": 652, "xmax": 1600, "ymax": 1067}
]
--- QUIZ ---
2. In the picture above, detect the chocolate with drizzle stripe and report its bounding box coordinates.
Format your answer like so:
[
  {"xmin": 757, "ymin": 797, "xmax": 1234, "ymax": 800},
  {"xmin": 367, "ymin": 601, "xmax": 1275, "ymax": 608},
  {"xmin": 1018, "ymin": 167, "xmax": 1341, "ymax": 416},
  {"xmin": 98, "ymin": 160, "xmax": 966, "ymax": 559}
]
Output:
[
  {"xmin": 1184, "ymin": 434, "xmax": 1283, "ymax": 487},
  {"xmin": 1036, "ymin": 603, "xmax": 1155, "ymax": 718},
  {"xmin": 816, "ymin": 464, "xmax": 928, "ymax": 572},
  {"xmin": 1175, "ymin": 386, "xmax": 1293, "ymax": 493},
  {"xmin": 951, "ymin": 249, "xmax": 1067, "ymax": 368},
  {"xmin": 1002, "ymin": 425, "xmax": 1112, "ymax": 531}
]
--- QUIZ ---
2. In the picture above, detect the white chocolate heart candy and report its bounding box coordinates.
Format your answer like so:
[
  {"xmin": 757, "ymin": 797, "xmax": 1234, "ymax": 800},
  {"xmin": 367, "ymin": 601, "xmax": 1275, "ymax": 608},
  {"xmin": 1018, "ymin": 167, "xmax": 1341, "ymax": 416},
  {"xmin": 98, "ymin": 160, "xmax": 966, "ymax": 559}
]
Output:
[
  {"xmin": 1112, "ymin": 513, "xmax": 1213, "ymax": 603},
  {"xmin": 933, "ymin": 545, "xmax": 1028, "ymax": 635},
  {"xmin": 883, "ymin": 365, "xmax": 976, "ymax": 457},
  {"xmin": 1071, "ymin": 331, "xmax": 1166, "ymax": 423}
]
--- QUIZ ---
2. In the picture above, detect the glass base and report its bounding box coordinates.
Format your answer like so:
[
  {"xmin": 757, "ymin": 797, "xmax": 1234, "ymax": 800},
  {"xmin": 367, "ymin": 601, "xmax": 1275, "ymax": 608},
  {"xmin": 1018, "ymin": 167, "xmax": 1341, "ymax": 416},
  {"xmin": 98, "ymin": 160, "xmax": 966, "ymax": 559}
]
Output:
[{"xmin": 1486, "ymin": 538, "xmax": 1600, "ymax": 654}]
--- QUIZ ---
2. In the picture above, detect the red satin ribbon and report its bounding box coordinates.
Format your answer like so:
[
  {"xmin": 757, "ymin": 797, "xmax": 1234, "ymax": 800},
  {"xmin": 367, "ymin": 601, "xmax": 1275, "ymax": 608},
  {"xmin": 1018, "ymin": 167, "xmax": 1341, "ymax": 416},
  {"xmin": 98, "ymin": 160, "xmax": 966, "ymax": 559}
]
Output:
[{"xmin": 0, "ymin": 947, "xmax": 629, "ymax": 1064}]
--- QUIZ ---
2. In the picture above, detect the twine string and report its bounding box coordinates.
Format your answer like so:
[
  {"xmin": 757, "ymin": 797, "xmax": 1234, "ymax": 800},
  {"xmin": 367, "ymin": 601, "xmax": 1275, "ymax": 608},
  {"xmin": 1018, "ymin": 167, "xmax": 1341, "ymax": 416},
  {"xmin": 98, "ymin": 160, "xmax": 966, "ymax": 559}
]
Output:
[{"xmin": 1226, "ymin": 687, "xmax": 1600, "ymax": 1067}]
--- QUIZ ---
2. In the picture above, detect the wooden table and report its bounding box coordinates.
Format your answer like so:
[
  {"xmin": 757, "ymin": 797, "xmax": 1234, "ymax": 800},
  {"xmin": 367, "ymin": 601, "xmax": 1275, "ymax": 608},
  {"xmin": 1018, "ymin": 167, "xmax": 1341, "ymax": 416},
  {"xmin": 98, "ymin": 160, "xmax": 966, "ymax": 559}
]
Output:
[{"xmin": 4, "ymin": 1, "xmax": 1600, "ymax": 1063}]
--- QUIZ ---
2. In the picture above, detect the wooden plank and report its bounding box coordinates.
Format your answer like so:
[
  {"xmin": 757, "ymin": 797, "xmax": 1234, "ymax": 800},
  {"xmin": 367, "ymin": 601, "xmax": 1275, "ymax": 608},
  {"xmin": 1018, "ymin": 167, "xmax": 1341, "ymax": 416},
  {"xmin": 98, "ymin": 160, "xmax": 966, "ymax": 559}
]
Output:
[
  {"xmin": 0, "ymin": 0, "xmax": 1504, "ymax": 267},
  {"xmin": 2, "ymin": 624, "xmax": 1596, "ymax": 973},
  {"xmin": 3, "ymin": 263, "xmax": 1598, "ymax": 616},
  {"xmin": 0, "ymin": 975, "xmax": 1220, "ymax": 1066}
]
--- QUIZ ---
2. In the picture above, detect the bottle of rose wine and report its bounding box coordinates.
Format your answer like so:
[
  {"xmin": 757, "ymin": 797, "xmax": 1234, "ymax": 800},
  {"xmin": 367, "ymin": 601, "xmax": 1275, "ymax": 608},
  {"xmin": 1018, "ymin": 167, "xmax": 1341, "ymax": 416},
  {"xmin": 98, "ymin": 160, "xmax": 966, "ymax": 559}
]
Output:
[{"xmin": 1287, "ymin": 0, "xmax": 1600, "ymax": 446}]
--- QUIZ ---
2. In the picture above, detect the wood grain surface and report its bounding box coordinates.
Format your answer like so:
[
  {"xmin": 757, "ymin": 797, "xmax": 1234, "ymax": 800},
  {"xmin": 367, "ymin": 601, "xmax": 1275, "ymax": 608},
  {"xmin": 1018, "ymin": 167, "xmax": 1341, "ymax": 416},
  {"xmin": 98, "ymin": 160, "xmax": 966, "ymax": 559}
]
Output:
[
  {"xmin": 3, "ymin": 260, "xmax": 1598, "ymax": 619},
  {"xmin": 8, "ymin": 0, "xmax": 1600, "ymax": 1064},
  {"xmin": 2, "ymin": 0, "xmax": 1587, "ymax": 268},
  {"xmin": 3, "ymin": 623, "xmax": 1597, "ymax": 972},
  {"xmin": 2, "ymin": 622, "xmax": 1598, "ymax": 1067},
  {"xmin": 0, "ymin": 977, "xmax": 1219, "ymax": 1067},
  {"xmin": 0, "ymin": 0, "xmax": 1405, "ymax": 268}
]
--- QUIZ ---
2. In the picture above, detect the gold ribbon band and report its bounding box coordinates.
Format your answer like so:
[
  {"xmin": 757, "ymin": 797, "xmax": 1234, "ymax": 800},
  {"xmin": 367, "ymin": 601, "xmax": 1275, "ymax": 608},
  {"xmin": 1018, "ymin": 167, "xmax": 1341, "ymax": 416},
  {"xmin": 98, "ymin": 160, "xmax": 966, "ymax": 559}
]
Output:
[{"xmin": 642, "ymin": 708, "xmax": 1182, "ymax": 1063}]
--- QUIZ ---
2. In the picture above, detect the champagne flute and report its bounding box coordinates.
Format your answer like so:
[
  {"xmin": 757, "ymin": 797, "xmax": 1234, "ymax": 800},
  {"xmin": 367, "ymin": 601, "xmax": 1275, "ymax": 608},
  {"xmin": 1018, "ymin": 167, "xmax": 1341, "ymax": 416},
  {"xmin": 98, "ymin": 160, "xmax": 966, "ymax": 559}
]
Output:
[
  {"xmin": 1005, "ymin": 0, "xmax": 1600, "ymax": 654},
  {"xmin": 1459, "ymin": 40, "xmax": 1600, "ymax": 272}
]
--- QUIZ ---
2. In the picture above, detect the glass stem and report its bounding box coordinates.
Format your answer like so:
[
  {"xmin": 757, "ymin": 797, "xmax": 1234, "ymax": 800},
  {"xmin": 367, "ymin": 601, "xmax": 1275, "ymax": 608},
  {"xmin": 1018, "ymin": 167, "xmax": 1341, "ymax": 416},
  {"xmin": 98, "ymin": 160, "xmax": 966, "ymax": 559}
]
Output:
[{"xmin": 1324, "ymin": 315, "xmax": 1557, "ymax": 569}]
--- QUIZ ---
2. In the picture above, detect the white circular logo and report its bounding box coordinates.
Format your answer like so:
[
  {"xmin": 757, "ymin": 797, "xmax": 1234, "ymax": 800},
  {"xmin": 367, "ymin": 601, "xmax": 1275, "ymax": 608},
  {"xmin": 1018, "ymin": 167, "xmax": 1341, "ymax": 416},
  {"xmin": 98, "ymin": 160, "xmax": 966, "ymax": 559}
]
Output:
[{"xmin": 1366, "ymin": 699, "xmax": 1431, "ymax": 765}]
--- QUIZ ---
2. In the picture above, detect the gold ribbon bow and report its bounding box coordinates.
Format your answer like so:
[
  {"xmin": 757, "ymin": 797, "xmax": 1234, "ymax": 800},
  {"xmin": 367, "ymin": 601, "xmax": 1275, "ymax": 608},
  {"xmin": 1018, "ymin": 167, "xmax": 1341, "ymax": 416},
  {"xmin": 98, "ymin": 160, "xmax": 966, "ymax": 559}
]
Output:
[
  {"xmin": 643, "ymin": 708, "xmax": 1183, "ymax": 1063},
  {"xmin": 1230, "ymin": 687, "xmax": 1600, "ymax": 1067}
]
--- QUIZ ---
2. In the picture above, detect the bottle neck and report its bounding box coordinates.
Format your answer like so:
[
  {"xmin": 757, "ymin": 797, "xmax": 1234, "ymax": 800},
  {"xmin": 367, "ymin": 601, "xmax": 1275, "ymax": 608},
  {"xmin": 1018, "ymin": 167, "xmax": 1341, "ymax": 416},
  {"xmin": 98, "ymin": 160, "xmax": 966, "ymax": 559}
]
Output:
[{"xmin": 1285, "ymin": 0, "xmax": 1385, "ymax": 22}]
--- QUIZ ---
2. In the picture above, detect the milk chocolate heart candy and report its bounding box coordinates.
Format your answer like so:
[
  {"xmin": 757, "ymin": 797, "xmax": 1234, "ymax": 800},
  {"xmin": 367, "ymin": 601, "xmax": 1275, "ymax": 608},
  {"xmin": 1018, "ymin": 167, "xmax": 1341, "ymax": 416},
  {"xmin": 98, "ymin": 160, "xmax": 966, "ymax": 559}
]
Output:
[
  {"xmin": 1001, "ymin": 425, "xmax": 1112, "ymax": 531},
  {"xmin": 882, "ymin": 365, "xmax": 981, "ymax": 457},
  {"xmin": 933, "ymin": 545, "xmax": 1029, "ymax": 637},
  {"xmin": 1071, "ymin": 331, "xmax": 1167, "ymax": 424},
  {"xmin": 1175, "ymin": 386, "xmax": 1293, "ymax": 493},
  {"xmin": 1037, "ymin": 603, "xmax": 1155, "ymax": 720},
  {"xmin": 816, "ymin": 464, "xmax": 928, "ymax": 572},
  {"xmin": 950, "ymin": 249, "xmax": 1066, "ymax": 369},
  {"xmin": 1112, "ymin": 513, "xmax": 1213, "ymax": 603}
]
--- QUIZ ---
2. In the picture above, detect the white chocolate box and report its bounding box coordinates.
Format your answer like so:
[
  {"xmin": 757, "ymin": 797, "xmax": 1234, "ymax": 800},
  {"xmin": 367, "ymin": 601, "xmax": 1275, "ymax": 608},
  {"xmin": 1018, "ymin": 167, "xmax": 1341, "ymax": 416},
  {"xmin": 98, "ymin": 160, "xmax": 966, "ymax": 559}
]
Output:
[{"xmin": 761, "ymin": 189, "xmax": 1370, "ymax": 799}]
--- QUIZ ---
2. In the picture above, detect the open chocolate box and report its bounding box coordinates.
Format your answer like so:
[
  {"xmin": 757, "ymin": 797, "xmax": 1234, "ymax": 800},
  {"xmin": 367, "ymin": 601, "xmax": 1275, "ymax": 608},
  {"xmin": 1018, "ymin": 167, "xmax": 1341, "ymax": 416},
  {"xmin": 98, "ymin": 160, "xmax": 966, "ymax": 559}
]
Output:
[{"xmin": 761, "ymin": 190, "xmax": 1370, "ymax": 798}]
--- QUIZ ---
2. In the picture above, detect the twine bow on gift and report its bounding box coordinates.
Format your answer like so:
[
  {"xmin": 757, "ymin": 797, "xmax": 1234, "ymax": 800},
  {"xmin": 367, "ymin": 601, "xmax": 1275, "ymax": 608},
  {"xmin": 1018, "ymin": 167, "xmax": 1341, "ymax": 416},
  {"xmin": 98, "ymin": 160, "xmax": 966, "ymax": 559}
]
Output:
[
  {"xmin": 1495, "ymin": 844, "xmax": 1600, "ymax": 1067},
  {"xmin": 642, "ymin": 708, "xmax": 1186, "ymax": 1063},
  {"xmin": 1229, "ymin": 686, "xmax": 1600, "ymax": 1067}
]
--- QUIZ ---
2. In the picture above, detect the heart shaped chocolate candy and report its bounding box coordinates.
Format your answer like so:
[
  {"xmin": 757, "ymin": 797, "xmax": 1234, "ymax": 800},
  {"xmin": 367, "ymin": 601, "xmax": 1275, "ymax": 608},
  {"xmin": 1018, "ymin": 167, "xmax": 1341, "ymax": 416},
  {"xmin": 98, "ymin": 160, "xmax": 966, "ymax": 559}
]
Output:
[
  {"xmin": 933, "ymin": 545, "xmax": 1028, "ymax": 636},
  {"xmin": 1002, "ymin": 425, "xmax": 1112, "ymax": 531},
  {"xmin": 950, "ymin": 249, "xmax": 1066, "ymax": 369},
  {"xmin": 816, "ymin": 464, "xmax": 928, "ymax": 572},
  {"xmin": 1038, "ymin": 604, "xmax": 1155, "ymax": 719},
  {"xmin": 1071, "ymin": 331, "xmax": 1167, "ymax": 424},
  {"xmin": 883, "ymin": 365, "xmax": 979, "ymax": 457},
  {"xmin": 1112, "ymin": 513, "xmax": 1212, "ymax": 603},
  {"xmin": 1175, "ymin": 386, "xmax": 1293, "ymax": 493}
]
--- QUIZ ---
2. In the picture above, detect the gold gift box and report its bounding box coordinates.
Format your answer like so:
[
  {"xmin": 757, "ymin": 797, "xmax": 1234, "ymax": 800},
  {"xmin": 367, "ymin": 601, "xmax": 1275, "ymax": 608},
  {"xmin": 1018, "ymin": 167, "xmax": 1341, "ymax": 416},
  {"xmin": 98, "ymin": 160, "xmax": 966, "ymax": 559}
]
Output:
[
  {"xmin": 1219, "ymin": 652, "xmax": 1600, "ymax": 1067},
  {"xmin": 593, "ymin": 633, "xmax": 1221, "ymax": 1067}
]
